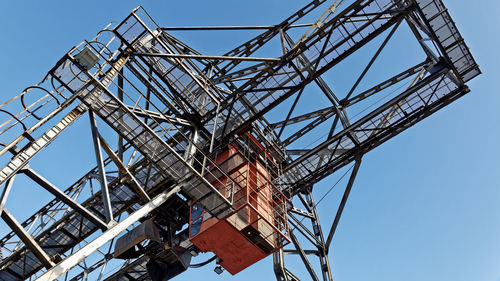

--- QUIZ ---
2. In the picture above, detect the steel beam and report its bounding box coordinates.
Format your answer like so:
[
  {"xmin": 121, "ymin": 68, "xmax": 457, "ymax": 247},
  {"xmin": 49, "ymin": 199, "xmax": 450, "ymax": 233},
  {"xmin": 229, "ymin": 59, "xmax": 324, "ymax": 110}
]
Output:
[
  {"xmin": 344, "ymin": 61, "xmax": 428, "ymax": 107},
  {"xmin": 344, "ymin": 18, "xmax": 403, "ymax": 101},
  {"xmin": 277, "ymin": 88, "xmax": 305, "ymax": 139},
  {"xmin": 97, "ymin": 134, "xmax": 151, "ymax": 203},
  {"xmin": 1, "ymin": 208, "xmax": 55, "ymax": 269},
  {"xmin": 325, "ymin": 157, "xmax": 362, "ymax": 250},
  {"xmin": 21, "ymin": 168, "xmax": 108, "ymax": 230},
  {"xmin": 161, "ymin": 23, "xmax": 313, "ymax": 31},
  {"xmin": 290, "ymin": 231, "xmax": 320, "ymax": 281},
  {"xmin": 0, "ymin": 175, "xmax": 15, "ymax": 217},
  {"xmin": 288, "ymin": 213, "xmax": 322, "ymax": 247},
  {"xmin": 118, "ymin": 68, "xmax": 124, "ymax": 162},
  {"xmin": 89, "ymin": 110, "xmax": 114, "ymax": 224},
  {"xmin": 283, "ymin": 249, "xmax": 319, "ymax": 256},
  {"xmin": 35, "ymin": 184, "xmax": 182, "ymax": 281},
  {"xmin": 132, "ymin": 52, "xmax": 281, "ymax": 62},
  {"xmin": 271, "ymin": 106, "xmax": 336, "ymax": 129},
  {"xmin": 273, "ymin": 248, "xmax": 301, "ymax": 281}
]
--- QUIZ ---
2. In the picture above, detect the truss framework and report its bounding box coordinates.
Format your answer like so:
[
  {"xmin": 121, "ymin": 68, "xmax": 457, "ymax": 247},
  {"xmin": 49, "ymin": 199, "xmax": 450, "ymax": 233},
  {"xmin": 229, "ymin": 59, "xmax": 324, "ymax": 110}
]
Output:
[{"xmin": 0, "ymin": 0, "xmax": 479, "ymax": 280}]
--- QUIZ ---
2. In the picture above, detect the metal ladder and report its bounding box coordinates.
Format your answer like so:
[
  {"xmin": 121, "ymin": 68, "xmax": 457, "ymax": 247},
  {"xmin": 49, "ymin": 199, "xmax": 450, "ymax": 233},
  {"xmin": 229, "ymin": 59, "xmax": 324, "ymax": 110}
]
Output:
[
  {"xmin": 0, "ymin": 107, "xmax": 86, "ymax": 186},
  {"xmin": 0, "ymin": 51, "xmax": 131, "ymax": 188}
]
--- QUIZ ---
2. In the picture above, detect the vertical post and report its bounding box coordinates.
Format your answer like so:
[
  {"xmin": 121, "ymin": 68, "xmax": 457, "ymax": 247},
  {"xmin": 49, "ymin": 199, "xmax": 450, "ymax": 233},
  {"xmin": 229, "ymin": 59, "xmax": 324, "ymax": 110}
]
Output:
[
  {"xmin": 304, "ymin": 191, "xmax": 333, "ymax": 281},
  {"xmin": 273, "ymin": 248, "xmax": 301, "ymax": 281},
  {"xmin": 89, "ymin": 110, "xmax": 114, "ymax": 224},
  {"xmin": 117, "ymin": 68, "xmax": 124, "ymax": 162},
  {"xmin": 273, "ymin": 248, "xmax": 288, "ymax": 281},
  {"xmin": 184, "ymin": 128, "xmax": 199, "ymax": 166}
]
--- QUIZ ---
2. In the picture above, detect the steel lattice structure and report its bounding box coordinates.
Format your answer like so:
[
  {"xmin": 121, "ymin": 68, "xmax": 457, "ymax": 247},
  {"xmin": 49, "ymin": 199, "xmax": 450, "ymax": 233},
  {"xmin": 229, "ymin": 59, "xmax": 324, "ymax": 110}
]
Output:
[{"xmin": 0, "ymin": 0, "xmax": 479, "ymax": 280}]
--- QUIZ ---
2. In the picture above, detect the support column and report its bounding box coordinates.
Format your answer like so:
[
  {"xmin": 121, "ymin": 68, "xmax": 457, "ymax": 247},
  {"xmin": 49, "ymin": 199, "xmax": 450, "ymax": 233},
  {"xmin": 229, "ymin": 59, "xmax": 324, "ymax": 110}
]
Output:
[{"xmin": 89, "ymin": 110, "xmax": 114, "ymax": 224}]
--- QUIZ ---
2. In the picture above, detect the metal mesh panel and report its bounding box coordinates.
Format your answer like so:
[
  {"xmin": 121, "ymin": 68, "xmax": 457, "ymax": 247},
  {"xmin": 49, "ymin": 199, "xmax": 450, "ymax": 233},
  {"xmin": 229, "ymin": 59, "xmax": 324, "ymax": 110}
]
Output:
[{"xmin": 416, "ymin": 0, "xmax": 480, "ymax": 82}]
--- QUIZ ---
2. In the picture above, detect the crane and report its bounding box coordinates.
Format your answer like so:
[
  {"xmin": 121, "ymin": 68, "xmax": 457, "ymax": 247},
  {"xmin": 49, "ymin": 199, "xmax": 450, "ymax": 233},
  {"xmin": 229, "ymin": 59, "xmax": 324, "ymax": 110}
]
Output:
[{"xmin": 0, "ymin": 0, "xmax": 480, "ymax": 280}]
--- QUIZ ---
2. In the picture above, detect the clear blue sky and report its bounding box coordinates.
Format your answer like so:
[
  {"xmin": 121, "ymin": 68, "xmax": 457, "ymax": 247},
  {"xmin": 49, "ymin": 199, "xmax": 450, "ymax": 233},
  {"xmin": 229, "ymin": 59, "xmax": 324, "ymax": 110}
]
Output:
[{"xmin": 0, "ymin": 1, "xmax": 498, "ymax": 281}]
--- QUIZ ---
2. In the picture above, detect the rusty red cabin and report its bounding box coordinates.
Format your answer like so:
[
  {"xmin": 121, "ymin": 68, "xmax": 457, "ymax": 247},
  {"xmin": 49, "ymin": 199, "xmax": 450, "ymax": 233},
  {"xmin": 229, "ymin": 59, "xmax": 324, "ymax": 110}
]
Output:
[{"xmin": 189, "ymin": 136, "xmax": 290, "ymax": 275}]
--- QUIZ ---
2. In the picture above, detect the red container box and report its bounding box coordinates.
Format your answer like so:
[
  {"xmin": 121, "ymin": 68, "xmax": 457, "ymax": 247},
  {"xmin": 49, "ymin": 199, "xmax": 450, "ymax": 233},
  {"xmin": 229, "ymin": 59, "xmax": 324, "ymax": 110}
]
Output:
[{"xmin": 189, "ymin": 144, "xmax": 290, "ymax": 275}]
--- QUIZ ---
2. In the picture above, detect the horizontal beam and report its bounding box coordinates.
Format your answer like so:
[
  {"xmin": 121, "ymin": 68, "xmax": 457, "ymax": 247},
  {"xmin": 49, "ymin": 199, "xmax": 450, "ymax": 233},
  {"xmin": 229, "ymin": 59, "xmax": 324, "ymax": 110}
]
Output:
[
  {"xmin": 287, "ymin": 149, "xmax": 348, "ymax": 156},
  {"xmin": 161, "ymin": 23, "xmax": 313, "ymax": 30},
  {"xmin": 283, "ymin": 249, "xmax": 319, "ymax": 256},
  {"xmin": 131, "ymin": 52, "xmax": 281, "ymax": 62}
]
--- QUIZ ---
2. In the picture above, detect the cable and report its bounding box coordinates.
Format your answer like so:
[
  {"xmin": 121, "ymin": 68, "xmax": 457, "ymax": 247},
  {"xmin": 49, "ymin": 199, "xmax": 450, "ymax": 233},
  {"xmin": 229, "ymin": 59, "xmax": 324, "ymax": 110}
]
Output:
[
  {"xmin": 290, "ymin": 163, "xmax": 354, "ymax": 233},
  {"xmin": 350, "ymin": 79, "xmax": 412, "ymax": 120},
  {"xmin": 189, "ymin": 255, "xmax": 217, "ymax": 268},
  {"xmin": 316, "ymin": 163, "xmax": 354, "ymax": 206}
]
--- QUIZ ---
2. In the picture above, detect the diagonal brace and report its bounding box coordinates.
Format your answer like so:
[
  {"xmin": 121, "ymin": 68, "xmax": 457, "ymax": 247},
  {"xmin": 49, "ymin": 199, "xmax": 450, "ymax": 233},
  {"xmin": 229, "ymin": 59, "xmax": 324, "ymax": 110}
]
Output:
[
  {"xmin": 325, "ymin": 156, "xmax": 362, "ymax": 251},
  {"xmin": 97, "ymin": 134, "xmax": 151, "ymax": 203},
  {"xmin": 35, "ymin": 183, "xmax": 182, "ymax": 281},
  {"xmin": 1, "ymin": 208, "xmax": 55, "ymax": 269},
  {"xmin": 290, "ymin": 231, "xmax": 320, "ymax": 281},
  {"xmin": 21, "ymin": 168, "xmax": 108, "ymax": 230}
]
